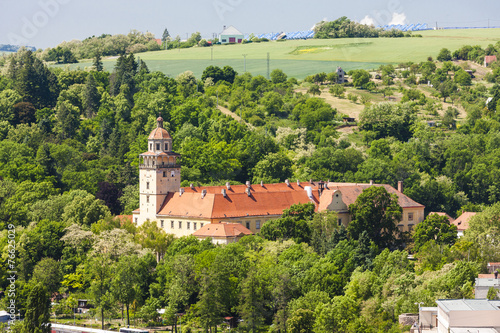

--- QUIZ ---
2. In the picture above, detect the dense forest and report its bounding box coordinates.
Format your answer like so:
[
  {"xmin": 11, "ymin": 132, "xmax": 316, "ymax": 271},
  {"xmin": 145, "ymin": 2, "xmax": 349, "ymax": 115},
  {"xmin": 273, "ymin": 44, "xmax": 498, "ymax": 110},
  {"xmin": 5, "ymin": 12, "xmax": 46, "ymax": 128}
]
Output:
[{"xmin": 0, "ymin": 42, "xmax": 500, "ymax": 332}]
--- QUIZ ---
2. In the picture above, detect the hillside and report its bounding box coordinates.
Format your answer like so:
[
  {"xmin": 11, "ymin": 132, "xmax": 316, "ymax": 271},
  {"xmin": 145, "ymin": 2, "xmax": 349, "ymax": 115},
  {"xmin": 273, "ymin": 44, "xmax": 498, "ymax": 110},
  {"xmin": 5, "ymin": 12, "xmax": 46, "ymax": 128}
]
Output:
[{"xmin": 54, "ymin": 28, "xmax": 500, "ymax": 79}]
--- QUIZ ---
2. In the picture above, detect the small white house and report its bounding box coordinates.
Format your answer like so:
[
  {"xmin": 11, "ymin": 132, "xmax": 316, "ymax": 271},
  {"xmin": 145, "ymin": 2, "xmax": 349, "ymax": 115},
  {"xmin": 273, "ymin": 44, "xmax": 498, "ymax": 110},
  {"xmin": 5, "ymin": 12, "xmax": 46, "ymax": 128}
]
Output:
[{"xmin": 219, "ymin": 26, "xmax": 244, "ymax": 44}]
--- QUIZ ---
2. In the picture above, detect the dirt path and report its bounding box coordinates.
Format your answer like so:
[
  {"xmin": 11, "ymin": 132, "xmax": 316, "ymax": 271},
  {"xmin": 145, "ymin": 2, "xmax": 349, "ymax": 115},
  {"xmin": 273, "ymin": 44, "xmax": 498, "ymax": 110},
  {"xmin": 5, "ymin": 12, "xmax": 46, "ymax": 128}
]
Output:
[{"xmin": 217, "ymin": 105, "xmax": 255, "ymax": 130}]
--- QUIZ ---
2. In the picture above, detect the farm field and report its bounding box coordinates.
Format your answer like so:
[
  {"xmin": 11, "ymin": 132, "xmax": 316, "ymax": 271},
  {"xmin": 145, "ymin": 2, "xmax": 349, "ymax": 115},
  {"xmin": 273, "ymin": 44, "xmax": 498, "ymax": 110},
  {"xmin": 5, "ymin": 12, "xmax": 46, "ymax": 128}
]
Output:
[{"xmin": 54, "ymin": 28, "xmax": 500, "ymax": 79}]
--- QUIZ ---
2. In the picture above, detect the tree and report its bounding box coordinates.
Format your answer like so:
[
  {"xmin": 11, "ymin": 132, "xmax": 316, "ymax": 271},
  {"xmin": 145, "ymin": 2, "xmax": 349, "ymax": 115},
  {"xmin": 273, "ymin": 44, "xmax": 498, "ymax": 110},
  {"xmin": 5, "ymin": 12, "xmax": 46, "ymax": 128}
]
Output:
[
  {"xmin": 287, "ymin": 308, "xmax": 315, "ymax": 333},
  {"xmin": 454, "ymin": 69, "xmax": 472, "ymax": 86},
  {"xmin": 438, "ymin": 79, "xmax": 457, "ymax": 102},
  {"xmin": 55, "ymin": 100, "xmax": 80, "ymax": 140},
  {"xmin": 201, "ymin": 65, "xmax": 224, "ymax": 84},
  {"xmin": 93, "ymin": 52, "xmax": 104, "ymax": 72},
  {"xmin": 359, "ymin": 102, "xmax": 416, "ymax": 141},
  {"xmin": 260, "ymin": 203, "xmax": 315, "ymax": 244},
  {"xmin": 413, "ymin": 213, "xmax": 458, "ymax": 252},
  {"xmin": 222, "ymin": 65, "xmax": 237, "ymax": 84},
  {"xmin": 31, "ymin": 258, "xmax": 62, "ymax": 295},
  {"xmin": 162, "ymin": 28, "xmax": 171, "ymax": 42},
  {"xmin": 22, "ymin": 283, "xmax": 51, "ymax": 333},
  {"xmin": 252, "ymin": 152, "xmax": 292, "ymax": 183},
  {"xmin": 349, "ymin": 69, "xmax": 370, "ymax": 88},
  {"xmin": 111, "ymin": 255, "xmax": 141, "ymax": 327},
  {"xmin": 437, "ymin": 48, "xmax": 452, "ymax": 62},
  {"xmin": 83, "ymin": 73, "xmax": 100, "ymax": 118},
  {"xmin": 348, "ymin": 186, "xmax": 402, "ymax": 249},
  {"xmin": 271, "ymin": 69, "xmax": 287, "ymax": 84},
  {"xmin": 487, "ymin": 287, "xmax": 499, "ymax": 300},
  {"xmin": 307, "ymin": 84, "xmax": 321, "ymax": 96}
]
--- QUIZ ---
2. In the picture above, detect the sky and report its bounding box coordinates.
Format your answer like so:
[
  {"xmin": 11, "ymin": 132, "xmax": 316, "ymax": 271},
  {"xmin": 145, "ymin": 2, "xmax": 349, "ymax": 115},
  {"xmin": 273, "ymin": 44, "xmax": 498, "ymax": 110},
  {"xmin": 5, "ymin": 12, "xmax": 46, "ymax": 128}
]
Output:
[{"xmin": 1, "ymin": 0, "xmax": 500, "ymax": 49}]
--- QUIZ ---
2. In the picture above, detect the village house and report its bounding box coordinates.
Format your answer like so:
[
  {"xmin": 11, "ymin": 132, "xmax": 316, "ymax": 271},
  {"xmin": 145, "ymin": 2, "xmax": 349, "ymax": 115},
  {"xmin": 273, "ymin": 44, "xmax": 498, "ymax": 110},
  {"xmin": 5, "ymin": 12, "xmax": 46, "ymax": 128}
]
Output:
[
  {"xmin": 219, "ymin": 25, "xmax": 244, "ymax": 44},
  {"xmin": 133, "ymin": 117, "xmax": 425, "ymax": 240}
]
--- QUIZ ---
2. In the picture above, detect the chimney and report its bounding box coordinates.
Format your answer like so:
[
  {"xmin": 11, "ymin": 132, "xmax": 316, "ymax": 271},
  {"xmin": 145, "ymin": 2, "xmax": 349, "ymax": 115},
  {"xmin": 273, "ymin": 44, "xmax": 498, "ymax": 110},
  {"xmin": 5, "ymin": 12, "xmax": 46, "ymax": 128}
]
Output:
[
  {"xmin": 369, "ymin": 180, "xmax": 374, "ymax": 186},
  {"xmin": 260, "ymin": 181, "xmax": 264, "ymax": 187},
  {"xmin": 221, "ymin": 189, "xmax": 226, "ymax": 197},
  {"xmin": 223, "ymin": 25, "xmax": 226, "ymax": 31},
  {"xmin": 226, "ymin": 182, "xmax": 231, "ymax": 190},
  {"xmin": 285, "ymin": 179, "xmax": 290, "ymax": 187},
  {"xmin": 398, "ymin": 181, "xmax": 403, "ymax": 192},
  {"xmin": 190, "ymin": 183, "xmax": 194, "ymax": 189},
  {"xmin": 246, "ymin": 181, "xmax": 251, "ymax": 188},
  {"xmin": 201, "ymin": 189, "xmax": 207, "ymax": 198},
  {"xmin": 245, "ymin": 188, "xmax": 251, "ymax": 196},
  {"xmin": 318, "ymin": 180, "xmax": 325, "ymax": 197},
  {"xmin": 297, "ymin": 179, "xmax": 300, "ymax": 186},
  {"xmin": 179, "ymin": 188, "xmax": 185, "ymax": 196}
]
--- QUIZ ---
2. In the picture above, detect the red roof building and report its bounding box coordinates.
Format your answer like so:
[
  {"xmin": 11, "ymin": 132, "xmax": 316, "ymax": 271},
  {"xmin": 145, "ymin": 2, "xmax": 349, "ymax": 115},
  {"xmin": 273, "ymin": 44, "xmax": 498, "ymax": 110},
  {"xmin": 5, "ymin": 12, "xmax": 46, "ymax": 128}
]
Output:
[
  {"xmin": 484, "ymin": 55, "xmax": 497, "ymax": 67},
  {"xmin": 193, "ymin": 222, "xmax": 253, "ymax": 244},
  {"xmin": 133, "ymin": 118, "xmax": 426, "ymax": 242},
  {"xmin": 452, "ymin": 212, "xmax": 477, "ymax": 237}
]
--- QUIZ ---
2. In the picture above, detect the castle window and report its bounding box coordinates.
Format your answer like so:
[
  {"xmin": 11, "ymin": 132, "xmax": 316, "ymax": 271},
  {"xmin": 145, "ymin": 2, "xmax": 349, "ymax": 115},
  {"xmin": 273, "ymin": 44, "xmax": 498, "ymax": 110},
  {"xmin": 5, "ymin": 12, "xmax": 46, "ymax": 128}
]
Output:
[
  {"xmin": 408, "ymin": 212, "xmax": 414, "ymax": 221},
  {"xmin": 171, "ymin": 171, "xmax": 175, "ymax": 177},
  {"xmin": 194, "ymin": 222, "xmax": 197, "ymax": 230},
  {"xmin": 178, "ymin": 221, "xmax": 182, "ymax": 229},
  {"xmin": 146, "ymin": 182, "xmax": 150, "ymax": 189},
  {"xmin": 165, "ymin": 143, "xmax": 168, "ymax": 151},
  {"xmin": 134, "ymin": 218, "xmax": 138, "ymax": 224},
  {"xmin": 200, "ymin": 223, "xmax": 204, "ymax": 228},
  {"xmin": 163, "ymin": 171, "xmax": 166, "ymax": 177},
  {"xmin": 156, "ymin": 143, "xmax": 160, "ymax": 151},
  {"xmin": 246, "ymin": 222, "xmax": 250, "ymax": 229},
  {"xmin": 397, "ymin": 224, "xmax": 404, "ymax": 232},
  {"xmin": 338, "ymin": 219, "xmax": 342, "ymax": 226},
  {"xmin": 146, "ymin": 196, "xmax": 149, "ymax": 203},
  {"xmin": 408, "ymin": 224, "xmax": 414, "ymax": 232},
  {"xmin": 150, "ymin": 143, "xmax": 152, "ymax": 150},
  {"xmin": 187, "ymin": 222, "xmax": 190, "ymax": 230},
  {"xmin": 256, "ymin": 220, "xmax": 261, "ymax": 229},
  {"xmin": 153, "ymin": 161, "xmax": 155, "ymax": 166},
  {"xmin": 171, "ymin": 220, "xmax": 174, "ymax": 229},
  {"xmin": 160, "ymin": 220, "xmax": 164, "ymax": 228}
]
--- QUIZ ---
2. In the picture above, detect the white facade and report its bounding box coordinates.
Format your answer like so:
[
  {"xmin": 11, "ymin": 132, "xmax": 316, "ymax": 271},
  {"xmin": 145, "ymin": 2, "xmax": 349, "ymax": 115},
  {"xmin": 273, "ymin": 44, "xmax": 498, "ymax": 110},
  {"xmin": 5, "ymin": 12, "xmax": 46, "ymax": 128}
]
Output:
[{"xmin": 134, "ymin": 117, "xmax": 181, "ymax": 225}]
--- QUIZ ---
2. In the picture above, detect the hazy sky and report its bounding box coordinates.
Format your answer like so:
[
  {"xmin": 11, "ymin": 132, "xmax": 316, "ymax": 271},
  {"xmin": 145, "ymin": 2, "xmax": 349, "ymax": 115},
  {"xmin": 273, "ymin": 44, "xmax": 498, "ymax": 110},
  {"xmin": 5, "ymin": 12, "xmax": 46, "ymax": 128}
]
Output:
[{"xmin": 2, "ymin": 0, "xmax": 500, "ymax": 49}]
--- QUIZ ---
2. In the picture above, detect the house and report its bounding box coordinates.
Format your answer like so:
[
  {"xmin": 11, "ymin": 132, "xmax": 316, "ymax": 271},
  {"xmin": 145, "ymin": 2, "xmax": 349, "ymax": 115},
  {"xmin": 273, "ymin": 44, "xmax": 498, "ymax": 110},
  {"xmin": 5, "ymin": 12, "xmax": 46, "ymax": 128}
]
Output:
[
  {"xmin": 133, "ymin": 117, "xmax": 425, "ymax": 239},
  {"xmin": 417, "ymin": 299, "xmax": 500, "ymax": 332},
  {"xmin": 193, "ymin": 222, "xmax": 253, "ymax": 244},
  {"xmin": 219, "ymin": 26, "xmax": 244, "ymax": 44},
  {"xmin": 336, "ymin": 66, "xmax": 347, "ymax": 83},
  {"xmin": 451, "ymin": 212, "xmax": 477, "ymax": 237},
  {"xmin": 475, "ymin": 275, "xmax": 500, "ymax": 299},
  {"xmin": 485, "ymin": 55, "xmax": 497, "ymax": 67},
  {"xmin": 428, "ymin": 212, "xmax": 454, "ymax": 224},
  {"xmin": 488, "ymin": 262, "xmax": 500, "ymax": 274}
]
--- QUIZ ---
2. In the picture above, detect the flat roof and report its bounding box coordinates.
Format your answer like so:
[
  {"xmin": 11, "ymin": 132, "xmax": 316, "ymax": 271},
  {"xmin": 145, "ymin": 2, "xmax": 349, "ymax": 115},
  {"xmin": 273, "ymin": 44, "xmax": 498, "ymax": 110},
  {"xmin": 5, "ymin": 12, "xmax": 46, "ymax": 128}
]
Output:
[
  {"xmin": 475, "ymin": 278, "xmax": 500, "ymax": 287},
  {"xmin": 450, "ymin": 328, "xmax": 499, "ymax": 333},
  {"xmin": 437, "ymin": 299, "xmax": 500, "ymax": 312}
]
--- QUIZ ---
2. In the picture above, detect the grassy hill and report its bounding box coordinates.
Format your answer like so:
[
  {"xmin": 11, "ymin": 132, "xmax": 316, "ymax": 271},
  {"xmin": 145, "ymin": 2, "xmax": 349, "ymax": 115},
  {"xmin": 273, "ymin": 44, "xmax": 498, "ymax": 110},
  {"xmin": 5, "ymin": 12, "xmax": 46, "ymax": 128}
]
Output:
[{"xmin": 56, "ymin": 28, "xmax": 500, "ymax": 79}]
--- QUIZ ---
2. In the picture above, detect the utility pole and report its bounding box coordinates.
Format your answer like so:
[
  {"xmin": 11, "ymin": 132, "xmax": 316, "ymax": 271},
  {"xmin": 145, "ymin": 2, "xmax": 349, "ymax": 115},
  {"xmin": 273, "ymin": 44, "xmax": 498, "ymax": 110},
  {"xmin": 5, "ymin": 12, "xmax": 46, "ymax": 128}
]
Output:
[
  {"xmin": 243, "ymin": 54, "xmax": 247, "ymax": 72},
  {"xmin": 267, "ymin": 52, "xmax": 270, "ymax": 80}
]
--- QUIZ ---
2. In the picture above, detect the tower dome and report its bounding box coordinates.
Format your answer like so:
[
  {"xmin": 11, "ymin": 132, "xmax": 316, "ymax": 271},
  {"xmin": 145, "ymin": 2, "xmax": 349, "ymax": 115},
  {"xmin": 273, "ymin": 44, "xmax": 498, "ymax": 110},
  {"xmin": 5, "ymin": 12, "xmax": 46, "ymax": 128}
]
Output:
[{"xmin": 148, "ymin": 116, "xmax": 171, "ymax": 140}]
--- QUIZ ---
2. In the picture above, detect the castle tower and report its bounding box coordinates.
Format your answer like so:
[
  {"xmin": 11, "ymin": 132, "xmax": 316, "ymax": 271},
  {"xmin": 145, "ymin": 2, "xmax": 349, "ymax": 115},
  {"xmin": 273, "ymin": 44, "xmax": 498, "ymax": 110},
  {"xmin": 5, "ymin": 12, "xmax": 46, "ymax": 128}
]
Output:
[{"xmin": 137, "ymin": 117, "xmax": 181, "ymax": 224}]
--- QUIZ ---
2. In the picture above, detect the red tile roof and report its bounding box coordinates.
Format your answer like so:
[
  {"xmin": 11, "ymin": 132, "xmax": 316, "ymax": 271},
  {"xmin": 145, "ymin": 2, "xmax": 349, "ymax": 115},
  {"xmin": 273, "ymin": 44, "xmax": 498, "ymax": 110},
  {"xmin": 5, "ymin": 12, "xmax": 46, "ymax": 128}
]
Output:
[
  {"xmin": 452, "ymin": 212, "xmax": 477, "ymax": 231},
  {"xmin": 325, "ymin": 183, "xmax": 424, "ymax": 208},
  {"xmin": 428, "ymin": 212, "xmax": 455, "ymax": 223},
  {"xmin": 148, "ymin": 127, "xmax": 171, "ymax": 140},
  {"xmin": 155, "ymin": 182, "xmax": 423, "ymax": 220},
  {"xmin": 485, "ymin": 55, "xmax": 497, "ymax": 64},
  {"xmin": 193, "ymin": 222, "xmax": 253, "ymax": 238}
]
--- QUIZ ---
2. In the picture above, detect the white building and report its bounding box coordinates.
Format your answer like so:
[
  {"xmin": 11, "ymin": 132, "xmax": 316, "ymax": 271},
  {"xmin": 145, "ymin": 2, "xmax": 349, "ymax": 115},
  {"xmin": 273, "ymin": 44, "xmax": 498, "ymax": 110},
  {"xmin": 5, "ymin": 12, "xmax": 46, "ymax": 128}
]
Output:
[
  {"xmin": 418, "ymin": 299, "xmax": 500, "ymax": 333},
  {"xmin": 219, "ymin": 26, "xmax": 244, "ymax": 44}
]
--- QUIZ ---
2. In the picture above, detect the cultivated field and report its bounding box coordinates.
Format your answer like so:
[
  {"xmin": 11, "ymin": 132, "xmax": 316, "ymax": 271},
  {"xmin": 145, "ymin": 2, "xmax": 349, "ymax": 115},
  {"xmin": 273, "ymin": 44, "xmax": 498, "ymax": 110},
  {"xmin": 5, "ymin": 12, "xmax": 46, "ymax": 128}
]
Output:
[{"xmin": 56, "ymin": 28, "xmax": 500, "ymax": 79}]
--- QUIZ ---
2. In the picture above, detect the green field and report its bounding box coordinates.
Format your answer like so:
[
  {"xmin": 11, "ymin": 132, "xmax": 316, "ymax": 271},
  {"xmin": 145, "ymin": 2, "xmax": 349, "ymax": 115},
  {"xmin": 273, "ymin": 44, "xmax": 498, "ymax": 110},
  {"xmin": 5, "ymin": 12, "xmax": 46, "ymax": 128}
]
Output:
[{"xmin": 57, "ymin": 28, "xmax": 500, "ymax": 79}]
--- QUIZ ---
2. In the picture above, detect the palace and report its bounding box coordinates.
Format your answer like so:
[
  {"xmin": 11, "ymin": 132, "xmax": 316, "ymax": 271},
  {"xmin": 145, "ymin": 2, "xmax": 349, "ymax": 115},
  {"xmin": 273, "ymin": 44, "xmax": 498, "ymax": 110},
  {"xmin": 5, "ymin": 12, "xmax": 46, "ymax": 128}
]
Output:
[{"xmin": 133, "ymin": 117, "xmax": 425, "ymax": 241}]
